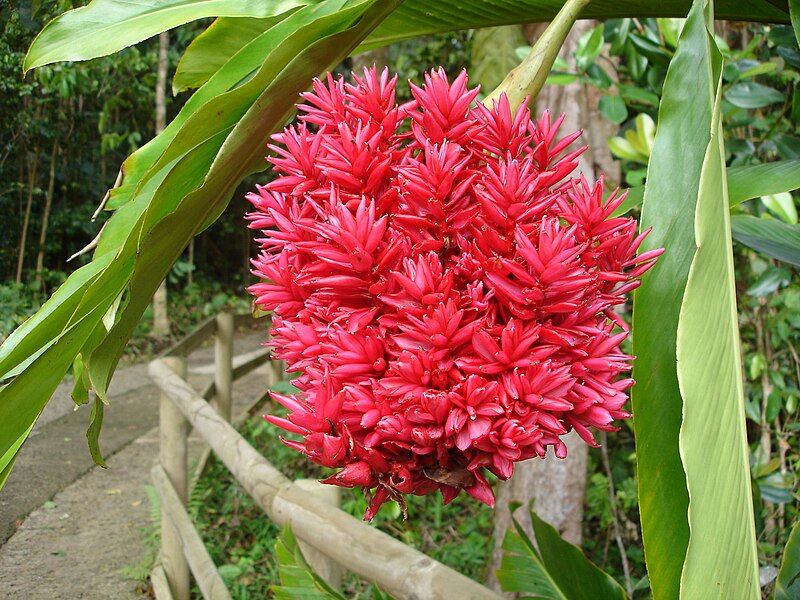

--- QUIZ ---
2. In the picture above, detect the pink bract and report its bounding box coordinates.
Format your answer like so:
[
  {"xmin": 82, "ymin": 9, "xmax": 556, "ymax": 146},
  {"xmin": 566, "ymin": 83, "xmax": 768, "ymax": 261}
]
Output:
[{"xmin": 247, "ymin": 67, "xmax": 661, "ymax": 520}]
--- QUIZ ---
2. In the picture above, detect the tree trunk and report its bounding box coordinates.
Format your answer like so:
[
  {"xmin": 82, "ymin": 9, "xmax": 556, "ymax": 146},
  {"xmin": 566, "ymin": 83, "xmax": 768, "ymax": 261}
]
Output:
[
  {"xmin": 16, "ymin": 144, "xmax": 40, "ymax": 284},
  {"xmin": 487, "ymin": 20, "xmax": 620, "ymax": 593},
  {"xmin": 35, "ymin": 138, "xmax": 59, "ymax": 285},
  {"xmin": 187, "ymin": 239, "xmax": 194, "ymax": 287},
  {"xmin": 152, "ymin": 31, "xmax": 171, "ymax": 337}
]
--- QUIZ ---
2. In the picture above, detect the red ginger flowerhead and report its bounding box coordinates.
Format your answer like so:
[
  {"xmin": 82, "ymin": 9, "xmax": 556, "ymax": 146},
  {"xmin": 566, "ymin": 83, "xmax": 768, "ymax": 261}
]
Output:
[{"xmin": 248, "ymin": 67, "xmax": 661, "ymax": 520}]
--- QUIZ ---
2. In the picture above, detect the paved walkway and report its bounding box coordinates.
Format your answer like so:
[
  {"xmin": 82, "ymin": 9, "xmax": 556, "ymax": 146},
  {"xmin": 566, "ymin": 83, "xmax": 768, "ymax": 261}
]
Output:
[{"xmin": 0, "ymin": 329, "xmax": 272, "ymax": 599}]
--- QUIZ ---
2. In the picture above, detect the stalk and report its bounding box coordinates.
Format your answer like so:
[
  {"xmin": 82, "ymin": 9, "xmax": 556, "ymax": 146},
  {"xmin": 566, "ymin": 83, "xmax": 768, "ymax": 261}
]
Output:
[{"xmin": 483, "ymin": 0, "xmax": 592, "ymax": 109}]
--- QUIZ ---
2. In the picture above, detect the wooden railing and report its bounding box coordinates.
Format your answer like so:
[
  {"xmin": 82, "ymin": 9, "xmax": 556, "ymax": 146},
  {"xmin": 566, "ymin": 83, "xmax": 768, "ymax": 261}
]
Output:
[{"xmin": 148, "ymin": 312, "xmax": 500, "ymax": 600}]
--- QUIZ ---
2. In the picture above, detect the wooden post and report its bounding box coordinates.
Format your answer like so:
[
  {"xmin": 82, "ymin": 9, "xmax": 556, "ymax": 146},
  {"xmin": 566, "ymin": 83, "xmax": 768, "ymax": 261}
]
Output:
[
  {"xmin": 152, "ymin": 465, "xmax": 233, "ymax": 600},
  {"xmin": 160, "ymin": 356, "xmax": 190, "ymax": 600},
  {"xmin": 269, "ymin": 359, "xmax": 283, "ymax": 388},
  {"xmin": 214, "ymin": 312, "xmax": 234, "ymax": 421},
  {"xmin": 293, "ymin": 480, "xmax": 343, "ymax": 590},
  {"xmin": 151, "ymin": 565, "xmax": 175, "ymax": 600}
]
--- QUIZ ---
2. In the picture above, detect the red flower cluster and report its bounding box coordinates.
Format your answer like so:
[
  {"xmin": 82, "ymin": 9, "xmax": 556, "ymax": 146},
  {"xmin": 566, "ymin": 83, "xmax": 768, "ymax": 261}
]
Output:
[{"xmin": 248, "ymin": 68, "xmax": 661, "ymax": 519}]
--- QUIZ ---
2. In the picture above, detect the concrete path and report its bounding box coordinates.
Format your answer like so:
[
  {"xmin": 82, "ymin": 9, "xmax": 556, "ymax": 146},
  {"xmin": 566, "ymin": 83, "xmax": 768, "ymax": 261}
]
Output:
[{"xmin": 0, "ymin": 329, "xmax": 272, "ymax": 599}]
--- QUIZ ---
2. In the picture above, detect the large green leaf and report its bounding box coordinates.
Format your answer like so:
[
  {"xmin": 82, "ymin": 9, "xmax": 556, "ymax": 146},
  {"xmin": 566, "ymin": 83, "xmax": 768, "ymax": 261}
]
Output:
[
  {"xmin": 675, "ymin": 16, "xmax": 759, "ymax": 593},
  {"xmin": 177, "ymin": 2, "xmax": 791, "ymax": 91},
  {"xmin": 107, "ymin": 3, "xmax": 357, "ymax": 213},
  {"xmin": 732, "ymin": 215, "xmax": 800, "ymax": 266},
  {"xmin": 496, "ymin": 508, "xmax": 627, "ymax": 600},
  {"xmin": 363, "ymin": 0, "xmax": 789, "ymax": 50},
  {"xmin": 0, "ymin": 298, "xmax": 116, "ymax": 481},
  {"xmin": 612, "ymin": 159, "xmax": 800, "ymax": 216},
  {"xmin": 471, "ymin": 26, "xmax": 527, "ymax": 93},
  {"xmin": 0, "ymin": 0, "xmax": 400, "ymax": 488},
  {"xmin": 85, "ymin": 0, "xmax": 399, "ymax": 402},
  {"xmin": 25, "ymin": 0, "xmax": 790, "ymax": 79},
  {"xmin": 172, "ymin": 16, "xmax": 284, "ymax": 93},
  {"xmin": 631, "ymin": 1, "xmax": 718, "ymax": 596},
  {"xmin": 775, "ymin": 521, "xmax": 800, "ymax": 600},
  {"xmin": 727, "ymin": 159, "xmax": 800, "ymax": 206},
  {"xmin": 23, "ymin": 0, "xmax": 318, "ymax": 71}
]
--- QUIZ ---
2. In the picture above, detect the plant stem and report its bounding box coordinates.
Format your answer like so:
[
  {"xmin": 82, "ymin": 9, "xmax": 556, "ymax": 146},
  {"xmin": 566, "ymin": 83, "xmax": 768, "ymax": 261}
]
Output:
[
  {"xmin": 483, "ymin": 0, "xmax": 592, "ymax": 109},
  {"xmin": 599, "ymin": 431, "xmax": 634, "ymax": 598}
]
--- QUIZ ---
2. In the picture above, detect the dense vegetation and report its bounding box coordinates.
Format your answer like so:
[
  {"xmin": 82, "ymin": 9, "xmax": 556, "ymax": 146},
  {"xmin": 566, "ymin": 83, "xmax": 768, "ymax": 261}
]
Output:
[{"xmin": 0, "ymin": 3, "xmax": 251, "ymax": 346}]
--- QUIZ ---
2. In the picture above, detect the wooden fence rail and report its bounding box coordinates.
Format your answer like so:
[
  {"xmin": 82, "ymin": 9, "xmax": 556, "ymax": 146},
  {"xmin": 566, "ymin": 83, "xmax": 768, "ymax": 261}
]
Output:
[{"xmin": 149, "ymin": 311, "xmax": 500, "ymax": 600}]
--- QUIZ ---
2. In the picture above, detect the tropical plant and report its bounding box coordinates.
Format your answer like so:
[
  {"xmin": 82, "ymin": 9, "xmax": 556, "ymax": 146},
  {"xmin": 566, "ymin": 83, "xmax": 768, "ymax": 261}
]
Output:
[{"xmin": 3, "ymin": 0, "xmax": 800, "ymax": 598}]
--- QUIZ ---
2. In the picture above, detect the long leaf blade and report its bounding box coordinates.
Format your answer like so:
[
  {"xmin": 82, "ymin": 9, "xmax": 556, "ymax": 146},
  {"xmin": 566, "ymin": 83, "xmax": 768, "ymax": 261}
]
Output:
[
  {"xmin": 496, "ymin": 523, "xmax": 565, "ymax": 598},
  {"xmin": 23, "ymin": 0, "xmax": 316, "ymax": 71},
  {"xmin": 172, "ymin": 16, "xmax": 281, "ymax": 93},
  {"xmin": 613, "ymin": 159, "xmax": 800, "ymax": 216},
  {"xmin": 676, "ymin": 28, "xmax": 759, "ymax": 593},
  {"xmin": 775, "ymin": 521, "xmax": 800, "ymax": 600},
  {"xmin": 362, "ymin": 1, "xmax": 789, "ymax": 50},
  {"xmin": 727, "ymin": 159, "xmax": 800, "ymax": 206},
  {"xmin": 731, "ymin": 215, "xmax": 800, "ymax": 266},
  {"xmin": 631, "ymin": 1, "xmax": 717, "ymax": 595},
  {"xmin": 530, "ymin": 511, "xmax": 627, "ymax": 600}
]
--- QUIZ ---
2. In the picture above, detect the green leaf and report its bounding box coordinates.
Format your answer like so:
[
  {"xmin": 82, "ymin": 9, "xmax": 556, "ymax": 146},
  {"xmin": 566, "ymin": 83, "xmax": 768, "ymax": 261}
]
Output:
[
  {"xmin": 86, "ymin": 396, "xmax": 107, "ymax": 468},
  {"xmin": 746, "ymin": 267, "xmax": 791, "ymax": 297},
  {"xmin": 791, "ymin": 0, "xmax": 800, "ymax": 48},
  {"xmin": 728, "ymin": 160, "xmax": 800, "ymax": 206},
  {"xmin": 775, "ymin": 521, "xmax": 800, "ymax": 600},
  {"xmin": 631, "ymin": 1, "xmax": 718, "ymax": 597},
  {"xmin": 611, "ymin": 185, "xmax": 645, "ymax": 217},
  {"xmin": 618, "ymin": 83, "xmax": 660, "ymax": 107},
  {"xmin": 530, "ymin": 511, "xmax": 627, "ymax": 600},
  {"xmin": 496, "ymin": 509, "xmax": 627, "ymax": 599},
  {"xmin": 738, "ymin": 60, "xmax": 778, "ymax": 79},
  {"xmin": 761, "ymin": 192, "xmax": 798, "ymax": 224},
  {"xmin": 71, "ymin": 354, "xmax": 91, "ymax": 407},
  {"xmin": 362, "ymin": 1, "xmax": 791, "ymax": 50},
  {"xmin": 496, "ymin": 524, "xmax": 564, "ymax": 598},
  {"xmin": 731, "ymin": 215, "xmax": 800, "ymax": 266},
  {"xmin": 725, "ymin": 82, "xmax": 786, "ymax": 109},
  {"xmin": 0, "ymin": 422, "xmax": 34, "ymax": 489},
  {"xmin": 675, "ymin": 26, "xmax": 760, "ymax": 595},
  {"xmin": 608, "ymin": 136, "xmax": 647, "ymax": 163},
  {"xmin": 613, "ymin": 160, "xmax": 800, "ymax": 216},
  {"xmin": 599, "ymin": 95, "xmax": 629, "ymax": 124},
  {"xmin": 633, "ymin": 113, "xmax": 655, "ymax": 156},
  {"xmin": 0, "ymin": 299, "xmax": 114, "ymax": 482},
  {"xmin": 628, "ymin": 32, "xmax": 672, "ymax": 65},
  {"xmin": 271, "ymin": 526, "xmax": 346, "ymax": 599},
  {"xmin": 471, "ymin": 26, "xmax": 528, "ymax": 93},
  {"xmin": 24, "ymin": 0, "xmax": 316, "ymax": 71},
  {"xmin": 87, "ymin": 0, "xmax": 399, "ymax": 404},
  {"xmin": 173, "ymin": 16, "xmax": 282, "ymax": 93},
  {"xmin": 575, "ymin": 23, "xmax": 604, "ymax": 71}
]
